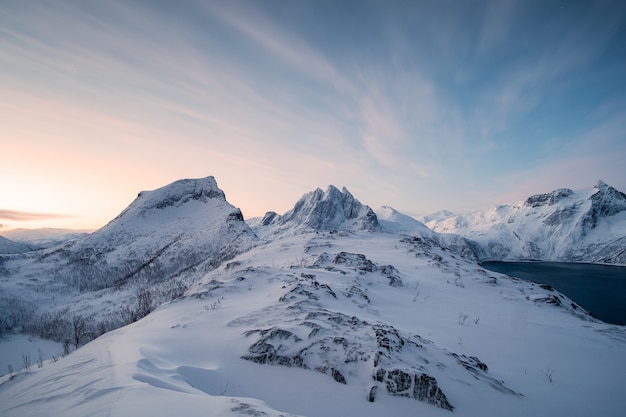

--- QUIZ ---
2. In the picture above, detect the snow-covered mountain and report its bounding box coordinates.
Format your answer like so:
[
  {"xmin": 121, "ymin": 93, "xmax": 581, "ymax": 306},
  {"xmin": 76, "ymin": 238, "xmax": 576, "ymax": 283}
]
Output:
[
  {"xmin": 428, "ymin": 181, "xmax": 626, "ymax": 264},
  {"xmin": 0, "ymin": 177, "xmax": 258, "ymax": 344},
  {"xmin": 418, "ymin": 209, "xmax": 456, "ymax": 225},
  {"xmin": 0, "ymin": 235, "xmax": 33, "ymax": 254},
  {"xmin": 62, "ymin": 176, "xmax": 258, "ymax": 289},
  {"xmin": 1, "ymin": 177, "xmax": 625, "ymax": 417},
  {"xmin": 249, "ymin": 186, "xmax": 379, "ymax": 237},
  {"xmin": 375, "ymin": 206, "xmax": 480, "ymax": 261}
]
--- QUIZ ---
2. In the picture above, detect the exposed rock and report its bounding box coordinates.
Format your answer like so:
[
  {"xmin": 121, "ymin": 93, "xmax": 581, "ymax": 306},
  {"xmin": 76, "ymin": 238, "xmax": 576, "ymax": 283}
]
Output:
[
  {"xmin": 333, "ymin": 252, "xmax": 378, "ymax": 272},
  {"xmin": 524, "ymin": 188, "xmax": 573, "ymax": 208},
  {"xmin": 367, "ymin": 386, "xmax": 377, "ymax": 402},
  {"xmin": 380, "ymin": 264, "xmax": 403, "ymax": 287}
]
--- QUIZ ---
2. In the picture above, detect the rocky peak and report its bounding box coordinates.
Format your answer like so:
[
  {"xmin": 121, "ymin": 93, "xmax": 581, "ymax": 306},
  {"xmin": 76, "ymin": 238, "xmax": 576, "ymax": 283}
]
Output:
[
  {"xmin": 278, "ymin": 185, "xmax": 380, "ymax": 231},
  {"xmin": 580, "ymin": 180, "xmax": 626, "ymax": 231},
  {"xmin": 524, "ymin": 188, "xmax": 573, "ymax": 208}
]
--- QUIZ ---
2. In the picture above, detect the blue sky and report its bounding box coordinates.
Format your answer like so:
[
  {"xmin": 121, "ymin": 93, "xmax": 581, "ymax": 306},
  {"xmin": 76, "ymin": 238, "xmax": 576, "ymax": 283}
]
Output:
[{"xmin": 2, "ymin": 0, "xmax": 626, "ymax": 230}]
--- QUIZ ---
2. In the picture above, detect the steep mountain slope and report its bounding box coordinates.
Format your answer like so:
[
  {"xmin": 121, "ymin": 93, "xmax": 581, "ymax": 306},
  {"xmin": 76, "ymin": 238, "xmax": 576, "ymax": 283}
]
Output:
[
  {"xmin": 428, "ymin": 181, "xmax": 626, "ymax": 264},
  {"xmin": 0, "ymin": 177, "xmax": 258, "ymax": 341},
  {"xmin": 2, "ymin": 228, "xmax": 625, "ymax": 417}
]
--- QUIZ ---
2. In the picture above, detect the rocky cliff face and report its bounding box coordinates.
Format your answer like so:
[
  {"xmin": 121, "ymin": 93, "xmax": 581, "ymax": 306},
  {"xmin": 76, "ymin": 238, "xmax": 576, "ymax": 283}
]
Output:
[{"xmin": 429, "ymin": 181, "xmax": 626, "ymax": 264}]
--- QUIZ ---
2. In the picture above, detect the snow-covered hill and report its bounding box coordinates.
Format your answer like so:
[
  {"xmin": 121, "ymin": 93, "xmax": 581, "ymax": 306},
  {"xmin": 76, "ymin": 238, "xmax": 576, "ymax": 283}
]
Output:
[
  {"xmin": 0, "ymin": 235, "xmax": 33, "ymax": 254},
  {"xmin": 1, "ymin": 177, "xmax": 625, "ymax": 417},
  {"xmin": 2, "ymin": 225, "xmax": 625, "ymax": 417},
  {"xmin": 427, "ymin": 181, "xmax": 626, "ymax": 264}
]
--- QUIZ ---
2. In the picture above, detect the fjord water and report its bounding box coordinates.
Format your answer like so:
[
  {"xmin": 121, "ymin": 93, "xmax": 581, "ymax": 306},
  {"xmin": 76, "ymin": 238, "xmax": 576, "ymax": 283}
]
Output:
[{"xmin": 482, "ymin": 262, "xmax": 626, "ymax": 325}]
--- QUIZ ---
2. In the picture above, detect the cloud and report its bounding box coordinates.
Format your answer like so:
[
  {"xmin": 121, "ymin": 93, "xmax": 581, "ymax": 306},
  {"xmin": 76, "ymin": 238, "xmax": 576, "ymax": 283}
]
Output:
[{"xmin": 0, "ymin": 210, "xmax": 75, "ymax": 222}]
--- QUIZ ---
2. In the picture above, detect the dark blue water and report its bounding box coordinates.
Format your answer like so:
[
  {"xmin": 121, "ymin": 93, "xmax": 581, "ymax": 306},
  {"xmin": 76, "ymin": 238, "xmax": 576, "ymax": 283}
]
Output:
[{"xmin": 481, "ymin": 262, "xmax": 626, "ymax": 325}]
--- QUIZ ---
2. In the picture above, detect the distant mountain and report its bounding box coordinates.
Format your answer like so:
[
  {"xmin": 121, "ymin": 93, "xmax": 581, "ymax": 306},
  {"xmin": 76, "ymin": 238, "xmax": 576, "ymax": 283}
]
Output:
[
  {"xmin": 0, "ymin": 235, "xmax": 33, "ymax": 254},
  {"xmin": 375, "ymin": 206, "xmax": 480, "ymax": 261},
  {"xmin": 1, "ymin": 228, "xmax": 91, "ymax": 249},
  {"xmin": 428, "ymin": 181, "xmax": 626, "ymax": 264},
  {"xmin": 249, "ymin": 186, "xmax": 379, "ymax": 236},
  {"xmin": 375, "ymin": 206, "xmax": 435, "ymax": 236},
  {"xmin": 419, "ymin": 209, "xmax": 456, "ymax": 225}
]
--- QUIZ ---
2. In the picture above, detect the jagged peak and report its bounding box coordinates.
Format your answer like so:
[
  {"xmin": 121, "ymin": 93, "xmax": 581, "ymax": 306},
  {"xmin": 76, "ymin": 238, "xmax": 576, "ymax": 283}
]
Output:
[
  {"xmin": 260, "ymin": 211, "xmax": 281, "ymax": 226},
  {"xmin": 594, "ymin": 180, "xmax": 608, "ymax": 190},
  {"xmin": 278, "ymin": 185, "xmax": 380, "ymax": 231}
]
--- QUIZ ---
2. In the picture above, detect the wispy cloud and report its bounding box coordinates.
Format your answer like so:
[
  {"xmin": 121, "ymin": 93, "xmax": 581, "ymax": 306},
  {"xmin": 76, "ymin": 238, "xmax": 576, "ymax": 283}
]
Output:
[
  {"xmin": 0, "ymin": 210, "xmax": 74, "ymax": 222},
  {"xmin": 1, "ymin": 0, "xmax": 624, "ymax": 223}
]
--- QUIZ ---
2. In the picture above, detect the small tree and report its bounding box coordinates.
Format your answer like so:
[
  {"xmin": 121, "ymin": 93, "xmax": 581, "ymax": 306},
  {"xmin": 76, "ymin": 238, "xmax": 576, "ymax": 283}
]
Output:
[
  {"xmin": 21, "ymin": 352, "xmax": 31, "ymax": 371},
  {"xmin": 63, "ymin": 338, "xmax": 71, "ymax": 356},
  {"xmin": 37, "ymin": 348, "xmax": 44, "ymax": 368},
  {"xmin": 72, "ymin": 315, "xmax": 87, "ymax": 349},
  {"xmin": 136, "ymin": 288, "xmax": 154, "ymax": 320},
  {"xmin": 542, "ymin": 368, "xmax": 556, "ymax": 383}
]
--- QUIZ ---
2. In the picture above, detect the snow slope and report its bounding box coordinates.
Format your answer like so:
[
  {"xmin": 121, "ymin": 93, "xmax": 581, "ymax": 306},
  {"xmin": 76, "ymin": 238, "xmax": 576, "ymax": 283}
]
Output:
[
  {"xmin": 428, "ymin": 181, "xmax": 626, "ymax": 264},
  {"xmin": 1, "ymin": 229, "xmax": 624, "ymax": 417},
  {"xmin": 376, "ymin": 206, "xmax": 481, "ymax": 261},
  {"xmin": 2, "ymin": 180, "xmax": 625, "ymax": 417}
]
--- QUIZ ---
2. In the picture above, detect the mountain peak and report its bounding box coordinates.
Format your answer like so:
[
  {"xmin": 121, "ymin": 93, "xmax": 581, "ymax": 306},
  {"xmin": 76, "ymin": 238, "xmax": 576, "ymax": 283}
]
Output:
[
  {"xmin": 594, "ymin": 179, "xmax": 608, "ymax": 190},
  {"xmin": 273, "ymin": 185, "xmax": 379, "ymax": 232},
  {"xmin": 60, "ymin": 175, "xmax": 257, "ymax": 290},
  {"xmin": 135, "ymin": 176, "xmax": 225, "ymax": 211}
]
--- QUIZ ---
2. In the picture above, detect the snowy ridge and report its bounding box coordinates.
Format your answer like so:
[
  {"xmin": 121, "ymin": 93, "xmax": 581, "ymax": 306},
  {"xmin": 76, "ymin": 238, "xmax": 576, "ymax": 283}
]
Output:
[
  {"xmin": 428, "ymin": 181, "xmax": 626, "ymax": 264},
  {"xmin": 376, "ymin": 206, "xmax": 480, "ymax": 261}
]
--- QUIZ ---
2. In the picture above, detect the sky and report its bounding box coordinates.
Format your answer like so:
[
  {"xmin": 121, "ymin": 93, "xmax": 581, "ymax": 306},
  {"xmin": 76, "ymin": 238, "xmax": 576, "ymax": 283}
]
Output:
[{"xmin": 2, "ymin": 0, "xmax": 626, "ymax": 231}]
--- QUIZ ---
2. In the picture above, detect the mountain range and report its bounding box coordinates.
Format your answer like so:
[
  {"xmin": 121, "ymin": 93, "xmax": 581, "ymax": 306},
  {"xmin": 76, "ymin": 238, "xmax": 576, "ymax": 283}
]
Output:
[
  {"xmin": 425, "ymin": 180, "xmax": 626, "ymax": 264},
  {"xmin": 1, "ymin": 177, "xmax": 625, "ymax": 417}
]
